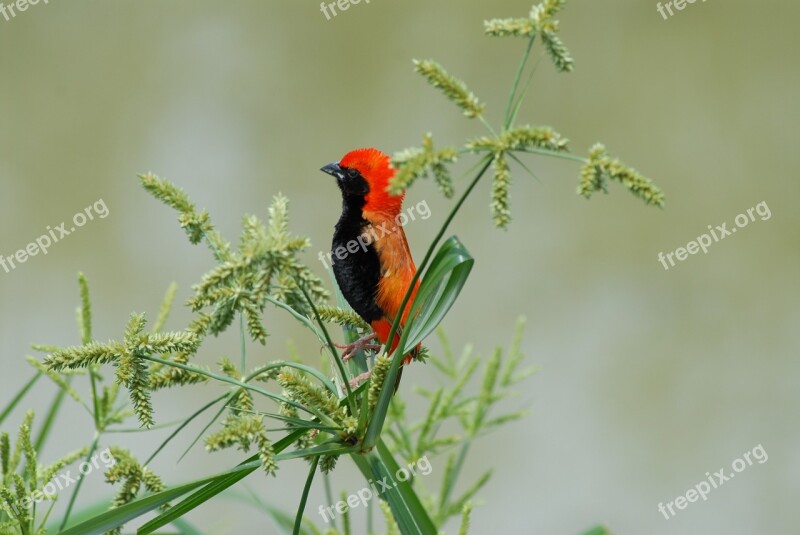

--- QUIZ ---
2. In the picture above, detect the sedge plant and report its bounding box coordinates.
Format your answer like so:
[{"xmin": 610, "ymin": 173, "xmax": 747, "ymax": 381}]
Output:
[{"xmin": 0, "ymin": 2, "xmax": 660, "ymax": 534}]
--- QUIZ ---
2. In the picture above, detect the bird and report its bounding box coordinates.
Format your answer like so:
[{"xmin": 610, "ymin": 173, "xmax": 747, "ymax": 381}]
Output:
[{"xmin": 321, "ymin": 148, "xmax": 420, "ymax": 386}]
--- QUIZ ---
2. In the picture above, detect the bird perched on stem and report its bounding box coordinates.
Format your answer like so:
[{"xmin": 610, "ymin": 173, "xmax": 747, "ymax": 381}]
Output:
[{"xmin": 321, "ymin": 148, "xmax": 420, "ymax": 386}]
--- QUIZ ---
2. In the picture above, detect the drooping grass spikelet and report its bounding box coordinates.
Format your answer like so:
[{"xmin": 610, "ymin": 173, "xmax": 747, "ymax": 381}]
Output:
[
  {"xmin": 432, "ymin": 161, "xmax": 455, "ymax": 198},
  {"xmin": 319, "ymin": 454, "xmax": 339, "ymax": 474},
  {"xmin": 139, "ymin": 173, "xmax": 224, "ymax": 252},
  {"xmin": 531, "ymin": 0, "xmax": 574, "ymax": 72},
  {"xmin": 391, "ymin": 133, "xmax": 458, "ymax": 195},
  {"xmin": 105, "ymin": 447, "xmax": 167, "ymax": 534},
  {"xmin": 219, "ymin": 358, "xmax": 255, "ymax": 414},
  {"xmin": 187, "ymin": 194, "xmax": 328, "ymax": 343},
  {"xmin": 502, "ymin": 125, "xmax": 570, "ymax": 152},
  {"xmin": 484, "ymin": 18, "xmax": 535, "ymax": 37},
  {"xmin": 458, "ymin": 502, "xmax": 473, "ymax": 535},
  {"xmin": 368, "ymin": 354, "xmax": 393, "ymax": 410},
  {"xmin": 277, "ymin": 369, "xmax": 344, "ymax": 421},
  {"xmin": 467, "ymin": 126, "xmax": 569, "ymax": 155},
  {"xmin": 1, "ymin": 433, "xmax": 9, "ymax": 476},
  {"xmin": 45, "ymin": 312, "xmax": 200, "ymax": 427},
  {"xmin": 578, "ymin": 144, "xmax": 665, "ymax": 207},
  {"xmin": 120, "ymin": 350, "xmax": 154, "ymax": 429},
  {"xmin": 390, "ymin": 146, "xmax": 429, "ymax": 193},
  {"xmin": 379, "ymin": 499, "xmax": 401, "ymax": 535},
  {"xmin": 413, "ymin": 60, "xmax": 485, "ymax": 119},
  {"xmin": 77, "ymin": 272, "xmax": 92, "ymax": 344},
  {"xmin": 44, "ymin": 341, "xmax": 124, "ymax": 371},
  {"xmin": 315, "ymin": 306, "xmax": 370, "ymax": 331},
  {"xmin": 148, "ymin": 361, "xmax": 209, "ymax": 390},
  {"xmin": 491, "ymin": 153, "xmax": 512, "ymax": 229},
  {"xmin": 541, "ymin": 31, "xmax": 574, "ymax": 72},
  {"xmin": 205, "ymin": 414, "xmax": 277, "ymax": 474}
]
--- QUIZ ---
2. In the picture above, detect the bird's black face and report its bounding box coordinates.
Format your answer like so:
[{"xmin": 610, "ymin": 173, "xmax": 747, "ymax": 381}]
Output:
[{"xmin": 321, "ymin": 162, "xmax": 369, "ymax": 197}]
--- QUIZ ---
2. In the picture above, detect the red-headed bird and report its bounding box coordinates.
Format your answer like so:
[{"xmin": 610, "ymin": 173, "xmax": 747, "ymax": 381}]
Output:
[{"xmin": 321, "ymin": 148, "xmax": 420, "ymax": 384}]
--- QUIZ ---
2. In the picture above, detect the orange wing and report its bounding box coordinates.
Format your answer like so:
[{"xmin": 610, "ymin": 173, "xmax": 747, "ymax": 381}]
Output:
[{"xmin": 363, "ymin": 211, "xmax": 420, "ymax": 359}]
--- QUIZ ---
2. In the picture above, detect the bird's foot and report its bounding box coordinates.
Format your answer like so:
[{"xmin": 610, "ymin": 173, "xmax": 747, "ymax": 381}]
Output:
[
  {"xmin": 334, "ymin": 333, "xmax": 382, "ymax": 361},
  {"xmin": 348, "ymin": 370, "xmax": 372, "ymax": 388}
]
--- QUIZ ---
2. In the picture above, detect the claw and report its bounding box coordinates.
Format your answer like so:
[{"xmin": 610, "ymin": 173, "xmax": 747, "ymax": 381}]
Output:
[
  {"xmin": 348, "ymin": 370, "xmax": 372, "ymax": 388},
  {"xmin": 334, "ymin": 332, "xmax": 381, "ymax": 361}
]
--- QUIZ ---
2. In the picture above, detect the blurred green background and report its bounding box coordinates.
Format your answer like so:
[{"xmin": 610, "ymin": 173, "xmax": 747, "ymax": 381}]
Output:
[{"xmin": 1, "ymin": 0, "xmax": 798, "ymax": 533}]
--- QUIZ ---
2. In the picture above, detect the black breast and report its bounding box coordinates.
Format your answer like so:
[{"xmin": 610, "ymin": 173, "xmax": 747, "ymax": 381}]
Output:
[{"xmin": 331, "ymin": 194, "xmax": 383, "ymax": 324}]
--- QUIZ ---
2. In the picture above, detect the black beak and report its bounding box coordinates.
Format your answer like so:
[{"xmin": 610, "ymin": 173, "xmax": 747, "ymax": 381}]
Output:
[{"xmin": 320, "ymin": 162, "xmax": 345, "ymax": 180}]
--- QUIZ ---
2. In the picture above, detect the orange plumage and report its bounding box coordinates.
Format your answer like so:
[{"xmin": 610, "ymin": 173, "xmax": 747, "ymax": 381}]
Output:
[{"xmin": 322, "ymin": 148, "xmax": 420, "ymax": 364}]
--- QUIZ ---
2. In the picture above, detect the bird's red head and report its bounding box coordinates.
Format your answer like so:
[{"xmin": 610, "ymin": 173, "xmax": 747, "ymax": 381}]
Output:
[{"xmin": 321, "ymin": 148, "xmax": 404, "ymax": 215}]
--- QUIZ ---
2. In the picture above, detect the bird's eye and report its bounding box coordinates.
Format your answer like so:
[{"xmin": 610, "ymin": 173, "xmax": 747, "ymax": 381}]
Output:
[{"xmin": 345, "ymin": 168, "xmax": 360, "ymax": 179}]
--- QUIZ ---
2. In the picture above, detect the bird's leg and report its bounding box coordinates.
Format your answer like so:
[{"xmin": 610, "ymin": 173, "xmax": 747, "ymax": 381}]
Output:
[
  {"xmin": 347, "ymin": 360, "xmax": 405, "ymax": 390},
  {"xmin": 334, "ymin": 332, "xmax": 382, "ymax": 361},
  {"xmin": 348, "ymin": 370, "xmax": 372, "ymax": 388}
]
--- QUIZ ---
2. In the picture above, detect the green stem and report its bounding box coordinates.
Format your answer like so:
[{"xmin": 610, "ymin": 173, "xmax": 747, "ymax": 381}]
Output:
[
  {"xmin": 0, "ymin": 372, "xmax": 40, "ymax": 426},
  {"xmin": 440, "ymin": 439, "xmax": 471, "ymax": 514},
  {"xmin": 144, "ymin": 393, "xmax": 229, "ymax": 465},
  {"xmin": 504, "ymin": 33, "xmax": 537, "ymax": 129},
  {"xmin": 138, "ymin": 355, "xmax": 338, "ymax": 427},
  {"xmin": 294, "ymin": 279, "xmax": 357, "ymax": 416},
  {"xmin": 89, "ymin": 367, "xmax": 101, "ymax": 428},
  {"xmin": 239, "ymin": 314, "xmax": 247, "ymax": 373},
  {"xmin": 518, "ymin": 147, "xmax": 588, "ymax": 164},
  {"xmin": 478, "ymin": 115, "xmax": 498, "ymax": 138},
  {"xmin": 293, "ymin": 456, "xmax": 320, "ymax": 535},
  {"xmin": 323, "ymin": 472, "xmax": 337, "ymax": 532},
  {"xmin": 264, "ymin": 295, "xmax": 324, "ymax": 341},
  {"xmin": 34, "ymin": 375, "xmax": 75, "ymax": 457},
  {"xmin": 59, "ymin": 431, "xmax": 101, "ymax": 531}
]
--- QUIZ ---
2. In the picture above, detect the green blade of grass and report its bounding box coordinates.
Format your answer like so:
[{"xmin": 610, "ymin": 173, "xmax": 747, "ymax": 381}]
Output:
[
  {"xmin": 137, "ymin": 430, "xmax": 304, "ymax": 534},
  {"xmin": 353, "ymin": 449, "xmax": 436, "ymax": 535},
  {"xmin": 376, "ymin": 439, "xmax": 437, "ymax": 534},
  {"xmin": 0, "ymin": 372, "xmax": 40, "ymax": 426},
  {"xmin": 33, "ymin": 376, "xmax": 74, "ymax": 452},
  {"xmin": 145, "ymin": 392, "xmax": 229, "ymax": 465},
  {"xmin": 293, "ymin": 456, "xmax": 320, "ymax": 535},
  {"xmin": 364, "ymin": 236, "xmax": 474, "ymax": 450},
  {"xmin": 57, "ymin": 474, "xmax": 225, "ymax": 535},
  {"xmin": 397, "ymin": 236, "xmax": 474, "ymax": 355}
]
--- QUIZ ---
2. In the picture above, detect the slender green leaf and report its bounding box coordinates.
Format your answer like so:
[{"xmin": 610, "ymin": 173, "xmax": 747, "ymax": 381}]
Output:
[
  {"xmin": 138, "ymin": 430, "xmax": 304, "ymax": 534},
  {"xmin": 397, "ymin": 236, "xmax": 474, "ymax": 356},
  {"xmin": 376, "ymin": 440, "xmax": 437, "ymax": 534},
  {"xmin": 293, "ymin": 456, "xmax": 319, "ymax": 535},
  {"xmin": 365, "ymin": 237, "xmax": 474, "ymax": 449},
  {"xmin": 0, "ymin": 372, "xmax": 40, "ymax": 426},
  {"xmin": 58, "ymin": 476, "xmax": 221, "ymax": 535}
]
